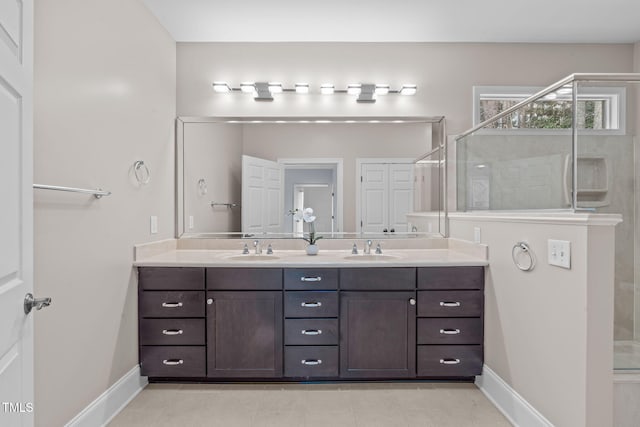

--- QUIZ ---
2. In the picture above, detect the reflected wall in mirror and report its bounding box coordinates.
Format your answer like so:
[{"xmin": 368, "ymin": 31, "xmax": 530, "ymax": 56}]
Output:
[{"xmin": 176, "ymin": 117, "xmax": 445, "ymax": 238}]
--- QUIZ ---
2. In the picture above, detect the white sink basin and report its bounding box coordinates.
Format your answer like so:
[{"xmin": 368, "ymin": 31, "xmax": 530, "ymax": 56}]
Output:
[
  {"xmin": 343, "ymin": 254, "xmax": 400, "ymax": 261},
  {"xmin": 226, "ymin": 255, "xmax": 280, "ymax": 261}
]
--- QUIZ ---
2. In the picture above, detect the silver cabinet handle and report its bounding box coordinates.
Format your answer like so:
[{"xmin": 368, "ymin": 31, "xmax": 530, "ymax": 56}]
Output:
[
  {"xmin": 162, "ymin": 329, "xmax": 184, "ymax": 335},
  {"xmin": 409, "ymin": 298, "xmax": 416, "ymax": 306},
  {"xmin": 300, "ymin": 276, "xmax": 322, "ymax": 282},
  {"xmin": 301, "ymin": 302, "xmax": 322, "ymax": 307},
  {"xmin": 440, "ymin": 302, "xmax": 461, "ymax": 307},
  {"xmin": 439, "ymin": 329, "xmax": 461, "ymax": 335},
  {"xmin": 301, "ymin": 329, "xmax": 322, "ymax": 335},
  {"xmin": 162, "ymin": 359, "xmax": 184, "ymax": 365},
  {"xmin": 439, "ymin": 359, "xmax": 461, "ymax": 365},
  {"xmin": 162, "ymin": 302, "xmax": 183, "ymax": 308},
  {"xmin": 301, "ymin": 359, "xmax": 322, "ymax": 365}
]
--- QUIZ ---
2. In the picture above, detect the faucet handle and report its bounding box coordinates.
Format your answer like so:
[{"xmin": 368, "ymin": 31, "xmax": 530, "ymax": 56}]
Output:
[
  {"xmin": 266, "ymin": 244, "xmax": 274, "ymax": 255},
  {"xmin": 352, "ymin": 243, "xmax": 359, "ymax": 254},
  {"xmin": 375, "ymin": 243, "xmax": 382, "ymax": 254},
  {"xmin": 242, "ymin": 243, "xmax": 249, "ymax": 254}
]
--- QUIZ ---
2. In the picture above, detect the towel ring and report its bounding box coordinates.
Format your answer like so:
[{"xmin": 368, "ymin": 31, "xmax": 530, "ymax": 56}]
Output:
[
  {"xmin": 512, "ymin": 241, "xmax": 535, "ymax": 272},
  {"xmin": 134, "ymin": 160, "xmax": 150, "ymax": 185}
]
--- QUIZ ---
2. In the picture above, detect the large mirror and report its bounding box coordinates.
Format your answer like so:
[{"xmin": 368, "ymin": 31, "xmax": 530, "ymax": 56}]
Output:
[{"xmin": 176, "ymin": 117, "xmax": 445, "ymax": 238}]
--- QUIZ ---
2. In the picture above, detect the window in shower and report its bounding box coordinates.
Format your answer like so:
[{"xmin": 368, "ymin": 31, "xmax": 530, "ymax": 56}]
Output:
[{"xmin": 473, "ymin": 85, "xmax": 625, "ymax": 133}]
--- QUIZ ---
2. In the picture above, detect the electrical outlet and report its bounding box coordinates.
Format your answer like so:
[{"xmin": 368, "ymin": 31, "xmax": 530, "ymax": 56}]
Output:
[
  {"xmin": 150, "ymin": 216, "xmax": 158, "ymax": 234},
  {"xmin": 474, "ymin": 227, "xmax": 481, "ymax": 243},
  {"xmin": 548, "ymin": 239, "xmax": 571, "ymax": 269},
  {"xmin": 189, "ymin": 215, "xmax": 194, "ymax": 230}
]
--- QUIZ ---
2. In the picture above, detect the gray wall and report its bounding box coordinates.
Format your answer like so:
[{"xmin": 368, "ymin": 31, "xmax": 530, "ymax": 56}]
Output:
[{"xmin": 34, "ymin": 1, "xmax": 176, "ymax": 425}]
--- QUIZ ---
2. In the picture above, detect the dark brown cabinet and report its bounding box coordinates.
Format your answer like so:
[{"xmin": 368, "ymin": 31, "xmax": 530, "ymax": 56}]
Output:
[
  {"xmin": 340, "ymin": 291, "xmax": 416, "ymax": 378},
  {"xmin": 137, "ymin": 264, "xmax": 484, "ymax": 382},
  {"xmin": 207, "ymin": 290, "xmax": 283, "ymax": 378}
]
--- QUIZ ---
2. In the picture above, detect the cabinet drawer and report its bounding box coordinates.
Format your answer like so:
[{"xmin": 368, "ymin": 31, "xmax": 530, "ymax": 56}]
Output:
[
  {"xmin": 284, "ymin": 346, "xmax": 339, "ymax": 378},
  {"xmin": 140, "ymin": 319, "xmax": 205, "ymax": 346},
  {"xmin": 284, "ymin": 269, "xmax": 338, "ymax": 290},
  {"xmin": 284, "ymin": 291, "xmax": 338, "ymax": 318},
  {"xmin": 206, "ymin": 268, "xmax": 282, "ymax": 290},
  {"xmin": 417, "ymin": 318, "xmax": 482, "ymax": 345},
  {"xmin": 417, "ymin": 345, "xmax": 483, "ymax": 377},
  {"xmin": 140, "ymin": 346, "xmax": 206, "ymax": 377},
  {"xmin": 418, "ymin": 267, "xmax": 484, "ymax": 290},
  {"xmin": 139, "ymin": 267, "xmax": 204, "ymax": 290},
  {"xmin": 340, "ymin": 268, "xmax": 415, "ymax": 290},
  {"xmin": 139, "ymin": 291, "xmax": 204, "ymax": 318},
  {"xmin": 284, "ymin": 319, "xmax": 339, "ymax": 345},
  {"xmin": 418, "ymin": 290, "xmax": 482, "ymax": 317}
]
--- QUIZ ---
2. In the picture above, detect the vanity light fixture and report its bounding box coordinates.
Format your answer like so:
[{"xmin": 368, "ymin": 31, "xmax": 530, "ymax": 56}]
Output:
[
  {"xmin": 320, "ymin": 84, "xmax": 335, "ymax": 95},
  {"xmin": 212, "ymin": 81, "xmax": 418, "ymax": 102},
  {"xmin": 295, "ymin": 83, "xmax": 310, "ymax": 94},
  {"xmin": 213, "ymin": 82, "xmax": 231, "ymax": 93},
  {"xmin": 240, "ymin": 82, "xmax": 256, "ymax": 93},
  {"xmin": 399, "ymin": 84, "xmax": 417, "ymax": 95},
  {"xmin": 347, "ymin": 84, "xmax": 362, "ymax": 95},
  {"xmin": 375, "ymin": 84, "xmax": 390, "ymax": 95}
]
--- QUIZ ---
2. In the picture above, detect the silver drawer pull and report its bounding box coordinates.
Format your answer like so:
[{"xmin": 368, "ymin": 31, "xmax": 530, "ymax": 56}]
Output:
[
  {"xmin": 301, "ymin": 359, "xmax": 322, "ymax": 366},
  {"xmin": 162, "ymin": 329, "xmax": 184, "ymax": 335},
  {"xmin": 162, "ymin": 302, "xmax": 183, "ymax": 308},
  {"xmin": 301, "ymin": 329, "xmax": 322, "ymax": 335},
  {"xmin": 439, "ymin": 358, "xmax": 461, "ymax": 365},
  {"xmin": 162, "ymin": 359, "xmax": 184, "ymax": 365},
  {"xmin": 301, "ymin": 302, "xmax": 322, "ymax": 308},
  {"xmin": 300, "ymin": 276, "xmax": 322, "ymax": 282},
  {"xmin": 439, "ymin": 329, "xmax": 461, "ymax": 335},
  {"xmin": 440, "ymin": 301, "xmax": 461, "ymax": 307}
]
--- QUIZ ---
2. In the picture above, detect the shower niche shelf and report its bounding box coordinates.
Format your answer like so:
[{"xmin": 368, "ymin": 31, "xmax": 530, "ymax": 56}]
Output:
[{"xmin": 575, "ymin": 156, "xmax": 609, "ymax": 208}]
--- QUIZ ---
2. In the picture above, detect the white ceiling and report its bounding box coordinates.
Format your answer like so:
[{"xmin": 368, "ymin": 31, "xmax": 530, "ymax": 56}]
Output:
[{"xmin": 143, "ymin": 0, "xmax": 640, "ymax": 43}]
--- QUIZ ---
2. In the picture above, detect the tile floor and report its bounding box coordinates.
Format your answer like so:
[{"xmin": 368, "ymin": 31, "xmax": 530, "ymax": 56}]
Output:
[{"xmin": 109, "ymin": 382, "xmax": 511, "ymax": 427}]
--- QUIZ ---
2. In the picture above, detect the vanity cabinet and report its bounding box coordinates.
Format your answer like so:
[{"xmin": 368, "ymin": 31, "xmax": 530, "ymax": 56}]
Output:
[
  {"xmin": 206, "ymin": 268, "xmax": 283, "ymax": 378},
  {"xmin": 416, "ymin": 267, "xmax": 484, "ymax": 377},
  {"xmin": 137, "ymin": 264, "xmax": 484, "ymax": 381},
  {"xmin": 138, "ymin": 267, "xmax": 206, "ymax": 378},
  {"xmin": 283, "ymin": 268, "xmax": 339, "ymax": 378}
]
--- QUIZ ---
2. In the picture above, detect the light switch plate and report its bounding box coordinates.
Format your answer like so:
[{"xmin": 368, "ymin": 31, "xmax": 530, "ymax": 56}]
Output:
[
  {"xmin": 474, "ymin": 227, "xmax": 481, "ymax": 243},
  {"xmin": 150, "ymin": 216, "xmax": 158, "ymax": 234},
  {"xmin": 548, "ymin": 239, "xmax": 571, "ymax": 269}
]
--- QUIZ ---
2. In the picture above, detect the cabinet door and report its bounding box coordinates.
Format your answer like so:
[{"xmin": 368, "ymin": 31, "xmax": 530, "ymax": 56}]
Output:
[
  {"xmin": 340, "ymin": 291, "xmax": 416, "ymax": 378},
  {"xmin": 207, "ymin": 291, "xmax": 283, "ymax": 378}
]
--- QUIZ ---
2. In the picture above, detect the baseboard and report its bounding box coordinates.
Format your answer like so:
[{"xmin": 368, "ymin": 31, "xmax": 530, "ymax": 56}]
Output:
[
  {"xmin": 65, "ymin": 365, "xmax": 148, "ymax": 427},
  {"xmin": 476, "ymin": 365, "xmax": 554, "ymax": 427}
]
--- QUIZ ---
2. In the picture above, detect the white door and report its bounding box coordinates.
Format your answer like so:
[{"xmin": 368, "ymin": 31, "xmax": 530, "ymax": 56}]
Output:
[
  {"xmin": 388, "ymin": 164, "xmax": 414, "ymax": 232},
  {"xmin": 241, "ymin": 155, "xmax": 283, "ymax": 234},
  {"xmin": 360, "ymin": 163, "xmax": 388, "ymax": 233},
  {"xmin": 0, "ymin": 0, "xmax": 35, "ymax": 426}
]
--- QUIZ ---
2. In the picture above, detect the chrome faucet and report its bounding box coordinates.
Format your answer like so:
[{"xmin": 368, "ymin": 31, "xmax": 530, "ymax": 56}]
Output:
[
  {"xmin": 364, "ymin": 240, "xmax": 373, "ymax": 255},
  {"xmin": 253, "ymin": 239, "xmax": 262, "ymax": 255}
]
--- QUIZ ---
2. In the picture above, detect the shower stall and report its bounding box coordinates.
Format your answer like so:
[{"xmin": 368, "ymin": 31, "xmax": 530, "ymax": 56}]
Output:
[{"xmin": 454, "ymin": 73, "xmax": 640, "ymax": 371}]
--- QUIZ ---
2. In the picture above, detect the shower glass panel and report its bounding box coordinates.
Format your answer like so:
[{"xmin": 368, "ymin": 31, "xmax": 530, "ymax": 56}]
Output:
[
  {"xmin": 456, "ymin": 74, "xmax": 640, "ymax": 371},
  {"xmin": 574, "ymin": 80, "xmax": 639, "ymax": 370}
]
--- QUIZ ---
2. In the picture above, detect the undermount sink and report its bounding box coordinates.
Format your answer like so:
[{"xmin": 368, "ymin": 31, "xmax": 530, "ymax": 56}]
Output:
[
  {"xmin": 226, "ymin": 255, "xmax": 280, "ymax": 261},
  {"xmin": 343, "ymin": 254, "xmax": 400, "ymax": 261}
]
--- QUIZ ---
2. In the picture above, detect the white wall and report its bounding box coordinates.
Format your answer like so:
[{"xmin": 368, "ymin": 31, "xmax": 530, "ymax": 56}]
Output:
[
  {"xmin": 177, "ymin": 43, "xmax": 634, "ymax": 134},
  {"xmin": 450, "ymin": 213, "xmax": 616, "ymax": 427},
  {"xmin": 634, "ymin": 42, "xmax": 640, "ymax": 342},
  {"xmin": 34, "ymin": 1, "xmax": 176, "ymax": 425}
]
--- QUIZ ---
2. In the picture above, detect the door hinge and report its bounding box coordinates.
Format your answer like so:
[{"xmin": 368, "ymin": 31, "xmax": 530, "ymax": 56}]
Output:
[
  {"xmin": 360, "ymin": 220, "xmax": 363, "ymax": 227},
  {"xmin": 360, "ymin": 176, "xmax": 363, "ymax": 182}
]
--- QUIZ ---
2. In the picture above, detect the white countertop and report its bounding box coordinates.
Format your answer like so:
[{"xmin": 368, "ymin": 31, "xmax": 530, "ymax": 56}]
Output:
[{"xmin": 133, "ymin": 248, "xmax": 488, "ymax": 268}]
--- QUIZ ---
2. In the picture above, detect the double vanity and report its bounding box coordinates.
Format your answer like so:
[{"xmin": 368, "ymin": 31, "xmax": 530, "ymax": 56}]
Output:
[{"xmin": 134, "ymin": 242, "xmax": 487, "ymax": 382}]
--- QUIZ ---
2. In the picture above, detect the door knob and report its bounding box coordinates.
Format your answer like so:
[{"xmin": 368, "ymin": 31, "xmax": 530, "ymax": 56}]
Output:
[
  {"xmin": 24, "ymin": 293, "xmax": 52, "ymax": 314},
  {"xmin": 409, "ymin": 298, "xmax": 416, "ymax": 306}
]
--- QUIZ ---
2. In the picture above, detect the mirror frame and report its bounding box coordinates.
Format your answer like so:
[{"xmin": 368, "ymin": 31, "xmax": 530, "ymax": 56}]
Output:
[{"xmin": 176, "ymin": 116, "xmax": 447, "ymax": 239}]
